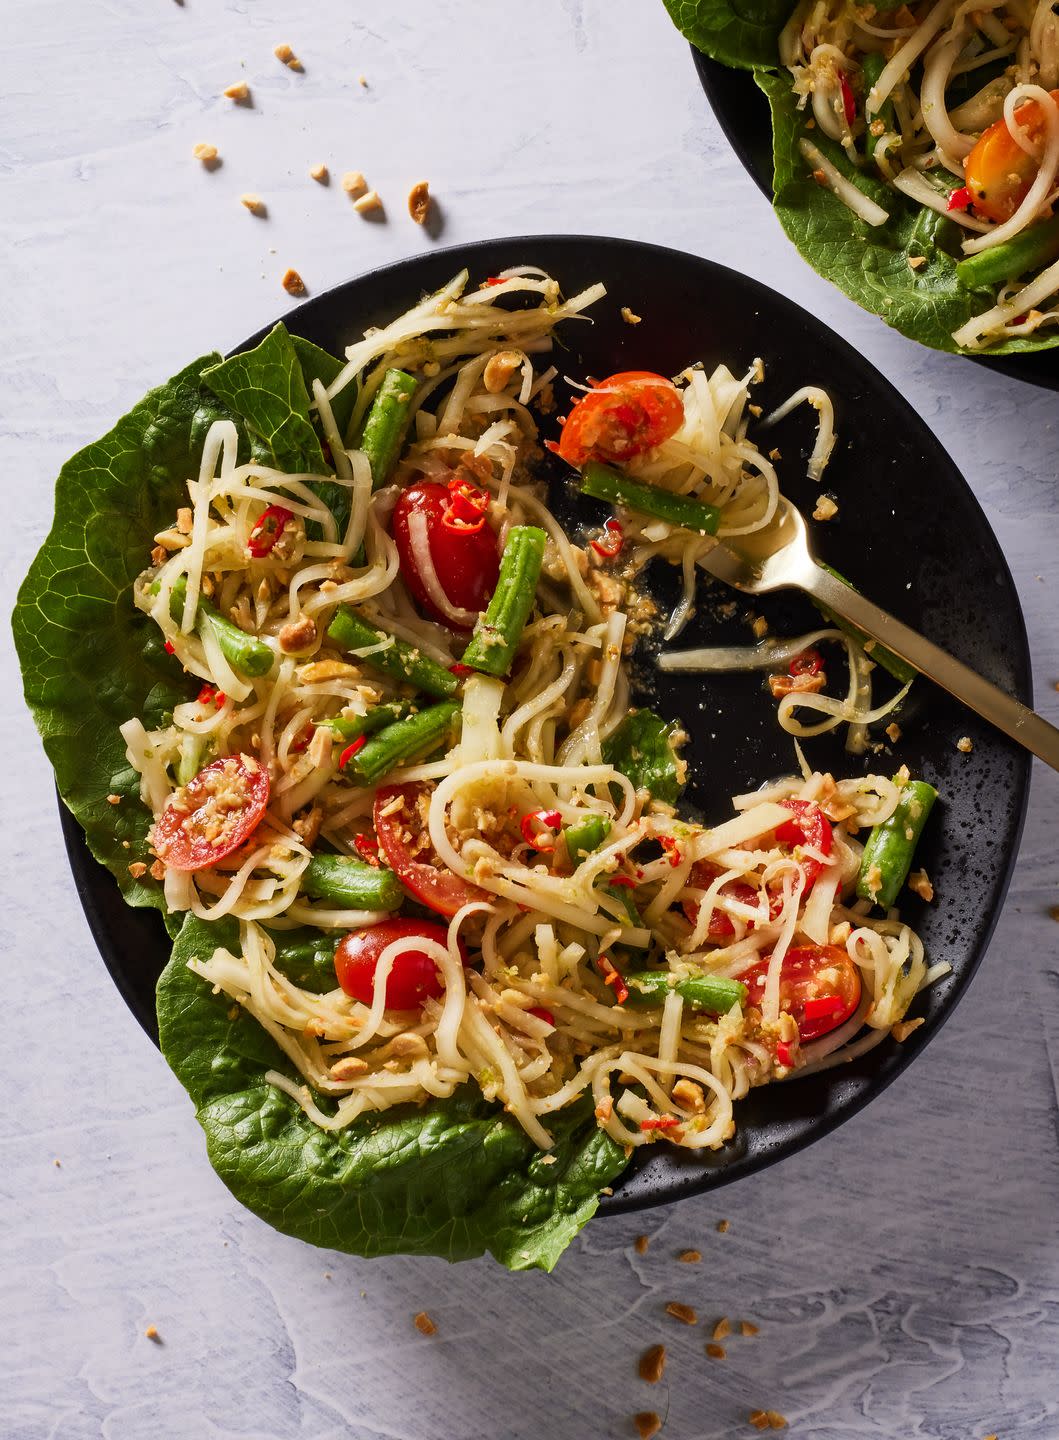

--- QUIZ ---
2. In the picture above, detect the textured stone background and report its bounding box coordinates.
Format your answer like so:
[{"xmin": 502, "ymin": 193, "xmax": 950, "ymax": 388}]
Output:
[{"xmin": 3, "ymin": 2, "xmax": 1057, "ymax": 1436}]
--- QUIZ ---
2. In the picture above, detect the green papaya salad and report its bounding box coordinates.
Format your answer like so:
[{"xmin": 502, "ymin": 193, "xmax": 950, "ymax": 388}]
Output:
[{"xmin": 16, "ymin": 268, "xmax": 945, "ymax": 1268}]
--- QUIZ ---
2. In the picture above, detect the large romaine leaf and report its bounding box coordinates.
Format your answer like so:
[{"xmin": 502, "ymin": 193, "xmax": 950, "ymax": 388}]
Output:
[
  {"xmin": 603, "ymin": 708, "xmax": 686, "ymax": 807},
  {"xmin": 662, "ymin": 0, "xmax": 791, "ymax": 69},
  {"xmin": 12, "ymin": 355, "xmax": 232, "ymax": 916},
  {"xmin": 158, "ymin": 916, "xmax": 628, "ymax": 1270}
]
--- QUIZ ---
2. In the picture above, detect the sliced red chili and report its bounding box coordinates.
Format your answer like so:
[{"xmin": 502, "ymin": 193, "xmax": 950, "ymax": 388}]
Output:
[
  {"xmin": 660, "ymin": 836, "xmax": 683, "ymax": 868},
  {"xmin": 196, "ymin": 684, "xmax": 226, "ymax": 708},
  {"xmin": 247, "ymin": 504, "xmax": 294, "ymax": 559},
  {"xmin": 640, "ymin": 1116, "xmax": 681, "ymax": 1132},
  {"xmin": 802, "ymin": 995, "xmax": 845, "ymax": 1022},
  {"xmin": 590, "ymin": 518, "xmax": 624, "ymax": 560},
  {"xmin": 609, "ymin": 874, "xmax": 637, "ymax": 889},
  {"xmin": 528, "ymin": 1006, "xmax": 555, "ymax": 1026},
  {"xmin": 338, "ymin": 736, "xmax": 367, "ymax": 769},
  {"xmin": 354, "ymin": 833, "xmax": 381, "ymax": 867},
  {"xmin": 947, "ymin": 185, "xmax": 973, "ymax": 213},
  {"xmin": 838, "ymin": 70, "xmax": 856, "ymax": 126},
  {"xmin": 776, "ymin": 1040, "xmax": 793, "ymax": 1067},
  {"xmin": 598, "ymin": 955, "xmax": 629, "ymax": 1005},
  {"xmin": 789, "ymin": 648, "xmax": 823, "ymax": 677},
  {"xmin": 448, "ymin": 663, "xmax": 475, "ymax": 677},
  {"xmin": 290, "ymin": 723, "xmax": 315, "ymax": 755},
  {"xmin": 484, "ymin": 275, "xmax": 506, "ymax": 287},
  {"xmin": 164, "ymin": 640, "xmax": 176, "ymax": 655},
  {"xmin": 521, "ymin": 808, "xmax": 563, "ymax": 851}
]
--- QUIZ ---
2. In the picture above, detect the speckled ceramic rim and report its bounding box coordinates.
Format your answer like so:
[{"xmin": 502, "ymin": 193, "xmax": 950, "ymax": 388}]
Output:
[
  {"xmin": 58, "ymin": 234, "xmax": 1032, "ymax": 1218},
  {"xmin": 690, "ymin": 47, "xmax": 1059, "ymax": 392}
]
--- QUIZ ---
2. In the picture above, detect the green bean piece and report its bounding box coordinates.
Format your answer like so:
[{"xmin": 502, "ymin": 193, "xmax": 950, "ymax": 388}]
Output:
[
  {"xmin": 346, "ymin": 700, "xmax": 461, "ymax": 783},
  {"xmin": 358, "ymin": 368, "xmax": 417, "ymax": 488},
  {"xmin": 622, "ymin": 970, "xmax": 747, "ymax": 1014},
  {"xmin": 300, "ymin": 854, "xmax": 403, "ymax": 911},
  {"xmin": 460, "ymin": 526, "xmax": 547, "ymax": 677},
  {"xmin": 956, "ymin": 213, "xmax": 1059, "ymax": 290},
  {"xmin": 327, "ymin": 606, "xmax": 459, "ymax": 699},
  {"xmin": 600, "ymin": 880, "xmax": 642, "ymax": 931},
  {"xmin": 856, "ymin": 778, "xmax": 938, "ymax": 909},
  {"xmin": 862, "ymin": 53, "xmax": 895, "ymax": 160},
  {"xmin": 176, "ymin": 732, "xmax": 208, "ymax": 786},
  {"xmin": 165, "ymin": 576, "xmax": 275, "ymax": 678},
  {"xmin": 812, "ymin": 563, "xmax": 917, "ymax": 686},
  {"xmin": 580, "ymin": 461, "xmax": 721, "ymax": 536},
  {"xmin": 319, "ymin": 701, "xmax": 419, "ymax": 743},
  {"xmin": 563, "ymin": 814, "xmax": 612, "ymax": 863}
]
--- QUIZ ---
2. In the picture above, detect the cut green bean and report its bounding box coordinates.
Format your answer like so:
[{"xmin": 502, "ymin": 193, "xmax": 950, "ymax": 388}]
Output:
[
  {"xmin": 857, "ymin": 778, "xmax": 938, "ymax": 909},
  {"xmin": 358, "ymin": 368, "xmax": 417, "ymax": 488},
  {"xmin": 581, "ymin": 461, "xmax": 721, "ymax": 536},
  {"xmin": 460, "ymin": 526, "xmax": 547, "ymax": 677},
  {"xmin": 164, "ymin": 576, "xmax": 275, "ymax": 678},
  {"xmin": 956, "ymin": 213, "xmax": 1059, "ymax": 290},
  {"xmin": 622, "ymin": 970, "xmax": 747, "ymax": 1014},
  {"xmin": 346, "ymin": 700, "xmax": 461, "ymax": 783},
  {"xmin": 862, "ymin": 54, "xmax": 894, "ymax": 160},
  {"xmin": 300, "ymin": 854, "xmax": 403, "ymax": 911},
  {"xmin": 563, "ymin": 814, "xmax": 612, "ymax": 862},
  {"xmin": 319, "ymin": 701, "xmax": 419, "ymax": 743},
  {"xmin": 327, "ymin": 606, "xmax": 459, "ymax": 699},
  {"xmin": 813, "ymin": 563, "xmax": 917, "ymax": 686}
]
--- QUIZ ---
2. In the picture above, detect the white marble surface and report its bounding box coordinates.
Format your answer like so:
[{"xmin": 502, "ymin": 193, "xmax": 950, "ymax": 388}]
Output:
[{"xmin": 3, "ymin": 2, "xmax": 1058, "ymax": 1437}]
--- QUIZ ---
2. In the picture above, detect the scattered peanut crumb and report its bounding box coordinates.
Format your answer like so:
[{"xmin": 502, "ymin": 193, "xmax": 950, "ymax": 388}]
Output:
[
  {"xmin": 408, "ymin": 180, "xmax": 431, "ymax": 224},
  {"xmin": 149, "ymin": 858, "xmax": 166, "ymax": 882},
  {"xmin": 705, "ymin": 1342, "xmax": 726, "ymax": 1359},
  {"xmin": 635, "ymin": 1413, "xmax": 662, "ymax": 1440},
  {"xmin": 768, "ymin": 447, "xmax": 782, "ymax": 462},
  {"xmin": 358, "ymin": 74, "xmax": 369, "ymax": 87},
  {"xmin": 956, "ymin": 735, "xmax": 973, "ymax": 753},
  {"xmin": 331, "ymin": 1057, "xmax": 369, "ymax": 1080},
  {"xmin": 621, "ymin": 306, "xmax": 643, "ymax": 325},
  {"xmin": 227, "ymin": 1004, "xmax": 240, "ymax": 1021},
  {"xmin": 664, "ymin": 1302, "xmax": 697, "ymax": 1326},
  {"xmin": 282, "ymin": 268, "xmax": 306, "ymax": 296},
  {"xmin": 1049, "ymin": 905, "xmax": 1059, "ymax": 921},
  {"xmin": 886, "ymin": 721, "xmax": 902, "ymax": 743},
  {"xmin": 145, "ymin": 1325, "xmax": 161, "ymax": 1343},
  {"xmin": 892, "ymin": 1016, "xmax": 925, "ymax": 1043},
  {"xmin": 907, "ymin": 869, "xmax": 934, "ymax": 902},
  {"xmin": 716, "ymin": 1219, "xmax": 729, "ymax": 1233},
  {"xmin": 192, "ymin": 142, "xmax": 218, "ymax": 165},
  {"xmin": 908, "ymin": 255, "xmax": 926, "ymax": 270},
  {"xmin": 223, "ymin": 81, "xmax": 250, "ymax": 101},
  {"xmin": 634, "ymin": 1234, "xmax": 650, "ymax": 1255},
  {"xmin": 54, "ymin": 1159, "xmax": 61, "ymax": 1168},
  {"xmin": 128, "ymin": 862, "xmax": 148, "ymax": 879},
  {"xmin": 740, "ymin": 1320, "xmax": 760, "ymax": 1337},
  {"xmin": 342, "ymin": 170, "xmax": 367, "ymax": 197},
  {"xmin": 983, "ymin": 1434, "xmax": 999, "ymax": 1440},
  {"xmin": 274, "ymin": 42, "xmax": 303, "ymax": 70},
  {"xmin": 812, "ymin": 167, "xmax": 827, "ymax": 186},
  {"xmin": 107, "ymin": 794, "xmax": 121, "ymax": 805},
  {"xmin": 712, "ymin": 1317, "xmax": 731, "ymax": 1341},
  {"xmin": 310, "ymin": 163, "xmax": 329, "ymax": 184},
  {"xmin": 751, "ymin": 615, "xmax": 769, "ymax": 639},
  {"xmin": 766, "ymin": 1413, "xmax": 788, "ymax": 1431},
  {"xmin": 678, "ymin": 1249, "xmax": 702, "ymax": 1264},
  {"xmin": 750, "ymin": 1412, "xmax": 770, "ymax": 1431},
  {"xmin": 638, "ymin": 1344, "xmax": 666, "ymax": 1384},
  {"xmin": 354, "ymin": 188, "xmax": 383, "ymax": 215},
  {"xmin": 240, "ymin": 193, "xmax": 266, "ymax": 216},
  {"xmin": 813, "ymin": 493, "xmax": 838, "ymax": 522},
  {"xmin": 413, "ymin": 1311, "xmax": 437, "ymax": 1336}
]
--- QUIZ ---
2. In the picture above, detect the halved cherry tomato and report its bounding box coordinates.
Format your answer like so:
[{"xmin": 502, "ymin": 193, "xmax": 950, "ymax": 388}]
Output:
[
  {"xmin": 682, "ymin": 861, "xmax": 763, "ymax": 939},
  {"xmin": 964, "ymin": 89, "xmax": 1059, "ymax": 223},
  {"xmin": 151, "ymin": 754, "xmax": 270, "ymax": 872},
  {"xmin": 789, "ymin": 648, "xmax": 823, "ymax": 677},
  {"xmin": 774, "ymin": 798, "xmax": 833, "ymax": 890},
  {"xmin": 392, "ymin": 479, "xmax": 500, "ymax": 629},
  {"xmin": 335, "ymin": 918, "xmax": 466, "ymax": 1009},
  {"xmin": 557, "ymin": 371, "xmax": 684, "ymax": 466},
  {"xmin": 373, "ymin": 781, "xmax": 488, "ymax": 917},
  {"xmin": 740, "ymin": 944, "xmax": 861, "ymax": 1042}
]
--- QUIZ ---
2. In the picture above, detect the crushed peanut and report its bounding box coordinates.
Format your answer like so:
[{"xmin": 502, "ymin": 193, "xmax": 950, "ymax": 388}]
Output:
[
  {"xmin": 282, "ymin": 268, "xmax": 306, "ymax": 297},
  {"xmin": 1049, "ymin": 905, "xmax": 1059, "ymax": 921},
  {"xmin": 128, "ymin": 862, "xmax": 148, "ymax": 879},
  {"xmin": 145, "ymin": 1325, "xmax": 161, "ymax": 1342},
  {"xmin": 740, "ymin": 1320, "xmax": 760, "ymax": 1337},
  {"xmin": 483, "ymin": 350, "xmax": 523, "ymax": 394},
  {"xmin": 892, "ymin": 1017, "xmax": 925, "ymax": 1043},
  {"xmin": 634, "ymin": 1234, "xmax": 650, "ymax": 1255},
  {"xmin": 638, "ymin": 1344, "xmax": 666, "ymax": 1384},
  {"xmin": 813, "ymin": 494, "xmax": 838, "ymax": 521},
  {"xmin": 149, "ymin": 859, "xmax": 166, "ymax": 881},
  {"xmin": 224, "ymin": 81, "xmax": 250, "ymax": 101},
  {"xmin": 908, "ymin": 255, "xmax": 926, "ymax": 270},
  {"xmin": 886, "ymin": 721, "xmax": 902, "ymax": 742},
  {"xmin": 716, "ymin": 1218, "xmax": 730, "ymax": 1233},
  {"xmin": 408, "ymin": 180, "xmax": 431, "ymax": 224},
  {"xmin": 769, "ymin": 671, "xmax": 827, "ymax": 699},
  {"xmin": 712, "ymin": 1317, "xmax": 731, "ymax": 1341},
  {"xmin": 354, "ymin": 188, "xmax": 383, "ymax": 215},
  {"xmin": 310, "ymin": 163, "xmax": 329, "ymax": 183},
  {"xmin": 705, "ymin": 1343, "xmax": 726, "ymax": 1359},
  {"xmin": 678, "ymin": 1249, "xmax": 702, "ymax": 1264},
  {"xmin": 331, "ymin": 1056, "xmax": 369, "ymax": 1080},
  {"xmin": 907, "ymin": 869, "xmax": 934, "ymax": 902},
  {"xmin": 621, "ymin": 306, "xmax": 643, "ymax": 325},
  {"xmin": 751, "ymin": 615, "xmax": 769, "ymax": 639},
  {"xmin": 956, "ymin": 735, "xmax": 974, "ymax": 753},
  {"xmin": 413, "ymin": 1311, "xmax": 437, "ymax": 1336},
  {"xmin": 750, "ymin": 1413, "xmax": 770, "ymax": 1432},
  {"xmin": 240, "ymin": 193, "xmax": 266, "ymax": 216},
  {"xmin": 672, "ymin": 1079, "xmax": 706, "ymax": 1113},
  {"xmin": 342, "ymin": 170, "xmax": 367, "ymax": 196},
  {"xmin": 193, "ymin": 142, "xmax": 219, "ymax": 165},
  {"xmin": 107, "ymin": 794, "xmax": 121, "ymax": 805},
  {"xmin": 664, "ymin": 1302, "xmax": 697, "ymax": 1326},
  {"xmin": 766, "ymin": 1413, "xmax": 788, "ymax": 1431},
  {"xmin": 635, "ymin": 1413, "xmax": 662, "ymax": 1440},
  {"xmin": 279, "ymin": 615, "xmax": 318, "ymax": 653},
  {"xmin": 388, "ymin": 1032, "xmax": 429, "ymax": 1059},
  {"xmin": 274, "ymin": 42, "xmax": 303, "ymax": 70}
]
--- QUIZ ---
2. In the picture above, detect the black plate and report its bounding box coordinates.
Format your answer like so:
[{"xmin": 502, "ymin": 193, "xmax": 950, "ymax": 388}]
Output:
[
  {"xmin": 691, "ymin": 48, "xmax": 1059, "ymax": 393},
  {"xmin": 61, "ymin": 234, "xmax": 1031, "ymax": 1217}
]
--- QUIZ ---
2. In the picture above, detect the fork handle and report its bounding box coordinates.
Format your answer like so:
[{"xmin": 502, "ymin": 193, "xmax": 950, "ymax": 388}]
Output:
[{"xmin": 804, "ymin": 565, "xmax": 1059, "ymax": 773}]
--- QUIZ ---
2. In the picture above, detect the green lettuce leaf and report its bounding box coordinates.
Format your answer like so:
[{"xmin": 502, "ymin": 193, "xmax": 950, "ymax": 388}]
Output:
[
  {"xmin": 12, "ymin": 355, "xmax": 231, "ymax": 916},
  {"xmin": 158, "ymin": 916, "xmax": 628, "ymax": 1270},
  {"xmin": 662, "ymin": 0, "xmax": 791, "ymax": 69},
  {"xmin": 603, "ymin": 708, "xmax": 685, "ymax": 806}
]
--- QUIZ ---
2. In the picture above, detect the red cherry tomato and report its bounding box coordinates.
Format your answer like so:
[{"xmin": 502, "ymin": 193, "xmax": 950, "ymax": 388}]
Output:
[
  {"xmin": 152, "ymin": 754, "xmax": 270, "ymax": 872},
  {"xmin": 392, "ymin": 479, "xmax": 500, "ymax": 629},
  {"xmin": 964, "ymin": 90, "xmax": 1059, "ymax": 223},
  {"xmin": 373, "ymin": 781, "xmax": 489, "ymax": 917},
  {"xmin": 740, "ymin": 945, "xmax": 861, "ymax": 1042},
  {"xmin": 557, "ymin": 371, "xmax": 684, "ymax": 467},
  {"xmin": 335, "ymin": 918, "xmax": 465, "ymax": 1010},
  {"xmin": 682, "ymin": 861, "xmax": 762, "ymax": 939},
  {"xmin": 774, "ymin": 798, "xmax": 833, "ymax": 890}
]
